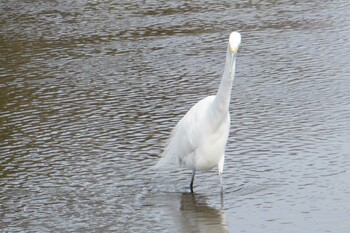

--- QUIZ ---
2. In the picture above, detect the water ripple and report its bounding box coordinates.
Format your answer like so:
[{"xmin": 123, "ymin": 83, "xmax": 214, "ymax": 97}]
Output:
[{"xmin": 1, "ymin": 0, "xmax": 350, "ymax": 232}]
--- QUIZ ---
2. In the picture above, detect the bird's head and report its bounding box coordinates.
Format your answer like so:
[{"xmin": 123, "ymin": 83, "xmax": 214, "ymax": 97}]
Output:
[{"xmin": 229, "ymin": 31, "xmax": 241, "ymax": 54}]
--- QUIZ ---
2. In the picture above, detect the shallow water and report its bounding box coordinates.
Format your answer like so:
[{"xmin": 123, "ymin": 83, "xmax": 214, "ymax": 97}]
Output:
[{"xmin": 1, "ymin": 0, "xmax": 350, "ymax": 232}]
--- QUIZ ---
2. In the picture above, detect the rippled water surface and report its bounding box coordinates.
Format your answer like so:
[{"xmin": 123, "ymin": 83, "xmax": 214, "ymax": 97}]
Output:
[{"xmin": 1, "ymin": 1, "xmax": 350, "ymax": 232}]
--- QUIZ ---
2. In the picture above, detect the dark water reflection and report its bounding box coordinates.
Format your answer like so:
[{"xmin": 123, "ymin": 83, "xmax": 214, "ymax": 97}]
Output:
[{"xmin": 1, "ymin": 0, "xmax": 350, "ymax": 232}]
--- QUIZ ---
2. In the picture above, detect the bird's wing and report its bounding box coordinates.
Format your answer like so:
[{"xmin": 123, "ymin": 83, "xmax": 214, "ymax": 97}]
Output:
[{"xmin": 152, "ymin": 96, "xmax": 215, "ymax": 169}]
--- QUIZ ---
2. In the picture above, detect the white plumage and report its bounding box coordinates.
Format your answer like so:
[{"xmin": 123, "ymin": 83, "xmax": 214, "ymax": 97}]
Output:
[{"xmin": 154, "ymin": 31, "xmax": 241, "ymax": 193}]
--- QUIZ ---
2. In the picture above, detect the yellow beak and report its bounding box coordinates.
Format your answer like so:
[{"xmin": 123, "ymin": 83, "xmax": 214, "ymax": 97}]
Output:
[{"xmin": 229, "ymin": 45, "xmax": 239, "ymax": 54}]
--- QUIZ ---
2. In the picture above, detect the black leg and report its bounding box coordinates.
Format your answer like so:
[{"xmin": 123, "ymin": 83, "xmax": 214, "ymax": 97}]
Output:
[{"xmin": 190, "ymin": 170, "xmax": 195, "ymax": 193}]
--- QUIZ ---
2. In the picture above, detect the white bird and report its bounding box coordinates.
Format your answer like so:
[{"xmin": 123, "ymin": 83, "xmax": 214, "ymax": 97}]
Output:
[{"xmin": 154, "ymin": 31, "xmax": 241, "ymax": 193}]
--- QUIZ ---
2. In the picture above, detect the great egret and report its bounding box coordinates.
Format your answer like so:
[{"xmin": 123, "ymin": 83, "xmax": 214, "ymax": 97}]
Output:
[{"xmin": 154, "ymin": 31, "xmax": 241, "ymax": 193}]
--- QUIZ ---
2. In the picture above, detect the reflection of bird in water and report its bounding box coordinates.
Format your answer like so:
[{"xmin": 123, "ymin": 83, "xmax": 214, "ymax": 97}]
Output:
[
  {"xmin": 179, "ymin": 193, "xmax": 228, "ymax": 233},
  {"xmin": 153, "ymin": 32, "xmax": 242, "ymax": 193},
  {"xmin": 145, "ymin": 192, "xmax": 228, "ymax": 233}
]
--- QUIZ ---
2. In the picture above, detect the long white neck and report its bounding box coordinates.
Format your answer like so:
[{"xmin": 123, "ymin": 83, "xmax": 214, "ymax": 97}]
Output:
[{"xmin": 212, "ymin": 46, "xmax": 236, "ymax": 117}]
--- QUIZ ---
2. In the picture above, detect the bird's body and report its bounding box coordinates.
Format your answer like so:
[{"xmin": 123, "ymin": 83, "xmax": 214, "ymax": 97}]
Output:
[
  {"xmin": 154, "ymin": 31, "xmax": 241, "ymax": 193},
  {"xmin": 174, "ymin": 95, "xmax": 230, "ymax": 171}
]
